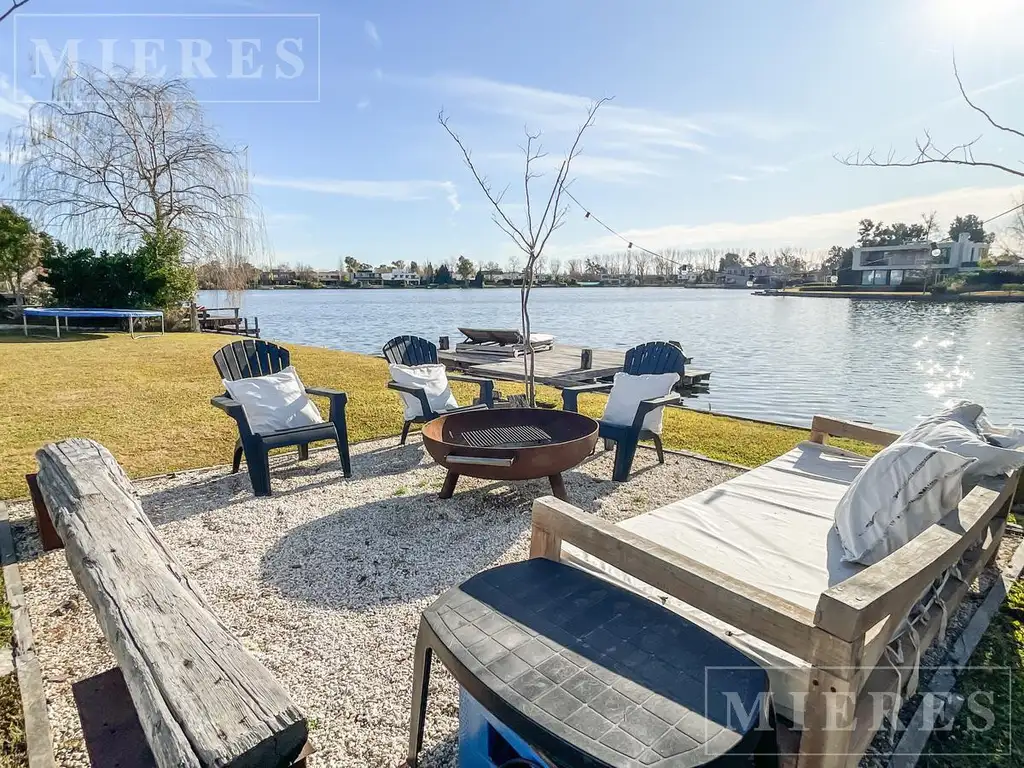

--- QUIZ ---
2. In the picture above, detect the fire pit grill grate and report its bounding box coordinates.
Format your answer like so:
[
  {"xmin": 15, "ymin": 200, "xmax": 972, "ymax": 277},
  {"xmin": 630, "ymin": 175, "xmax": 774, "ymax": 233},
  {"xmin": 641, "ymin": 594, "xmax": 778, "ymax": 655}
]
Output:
[{"xmin": 458, "ymin": 424, "xmax": 554, "ymax": 448}]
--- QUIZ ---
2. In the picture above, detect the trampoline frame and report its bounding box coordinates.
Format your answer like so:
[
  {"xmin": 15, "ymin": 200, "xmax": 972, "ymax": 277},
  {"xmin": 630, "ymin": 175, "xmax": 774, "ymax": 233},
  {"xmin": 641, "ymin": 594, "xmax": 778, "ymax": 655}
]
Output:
[{"xmin": 22, "ymin": 308, "xmax": 165, "ymax": 339}]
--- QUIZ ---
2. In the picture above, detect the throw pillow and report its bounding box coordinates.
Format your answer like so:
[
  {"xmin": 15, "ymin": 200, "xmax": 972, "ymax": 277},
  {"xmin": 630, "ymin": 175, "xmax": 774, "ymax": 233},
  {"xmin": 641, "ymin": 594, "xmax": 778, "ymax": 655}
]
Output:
[
  {"xmin": 602, "ymin": 372, "xmax": 679, "ymax": 434},
  {"xmin": 223, "ymin": 366, "xmax": 324, "ymax": 436},
  {"xmin": 835, "ymin": 442, "xmax": 975, "ymax": 566},
  {"xmin": 898, "ymin": 408, "xmax": 1024, "ymax": 482},
  {"xmin": 389, "ymin": 363, "xmax": 459, "ymax": 420}
]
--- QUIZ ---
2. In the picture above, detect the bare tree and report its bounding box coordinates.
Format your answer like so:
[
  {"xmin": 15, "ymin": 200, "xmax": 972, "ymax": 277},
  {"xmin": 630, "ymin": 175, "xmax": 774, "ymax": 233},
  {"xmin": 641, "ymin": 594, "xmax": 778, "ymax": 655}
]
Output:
[
  {"xmin": 0, "ymin": 0, "xmax": 30, "ymax": 24},
  {"xmin": 838, "ymin": 59, "xmax": 1024, "ymax": 181},
  {"xmin": 566, "ymin": 257, "xmax": 583, "ymax": 278},
  {"xmin": 11, "ymin": 64, "xmax": 268, "ymax": 288},
  {"xmin": 507, "ymin": 253, "xmax": 522, "ymax": 275},
  {"xmin": 632, "ymin": 250, "xmax": 652, "ymax": 285},
  {"xmin": 548, "ymin": 257, "xmax": 562, "ymax": 278},
  {"xmin": 440, "ymin": 98, "xmax": 609, "ymax": 405}
]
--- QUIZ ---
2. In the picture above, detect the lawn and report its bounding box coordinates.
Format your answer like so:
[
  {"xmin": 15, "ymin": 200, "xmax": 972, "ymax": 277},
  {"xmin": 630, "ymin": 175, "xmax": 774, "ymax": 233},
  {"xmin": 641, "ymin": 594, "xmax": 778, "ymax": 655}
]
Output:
[{"xmin": 0, "ymin": 331, "xmax": 864, "ymax": 499}]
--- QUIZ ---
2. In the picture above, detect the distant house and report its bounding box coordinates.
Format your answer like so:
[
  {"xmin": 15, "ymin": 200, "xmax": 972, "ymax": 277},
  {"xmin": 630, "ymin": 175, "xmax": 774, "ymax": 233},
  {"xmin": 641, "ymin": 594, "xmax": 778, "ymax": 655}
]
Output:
[
  {"xmin": 260, "ymin": 268, "xmax": 297, "ymax": 286},
  {"xmin": 717, "ymin": 264, "xmax": 791, "ymax": 287},
  {"xmin": 316, "ymin": 270, "xmax": 344, "ymax": 286},
  {"xmin": 846, "ymin": 233, "xmax": 989, "ymax": 287},
  {"xmin": 380, "ymin": 270, "xmax": 420, "ymax": 286},
  {"xmin": 352, "ymin": 268, "xmax": 382, "ymax": 286}
]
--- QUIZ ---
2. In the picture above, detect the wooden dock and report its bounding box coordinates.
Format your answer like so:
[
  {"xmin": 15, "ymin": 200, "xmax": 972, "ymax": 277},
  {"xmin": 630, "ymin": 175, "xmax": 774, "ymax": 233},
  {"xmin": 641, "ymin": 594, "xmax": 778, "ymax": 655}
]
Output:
[{"xmin": 437, "ymin": 343, "xmax": 711, "ymax": 391}]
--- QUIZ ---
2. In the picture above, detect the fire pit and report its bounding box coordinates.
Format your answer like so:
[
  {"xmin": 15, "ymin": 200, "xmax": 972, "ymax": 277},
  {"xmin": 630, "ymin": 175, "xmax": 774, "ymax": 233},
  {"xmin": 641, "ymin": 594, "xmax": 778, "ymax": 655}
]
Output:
[{"xmin": 422, "ymin": 408, "xmax": 599, "ymax": 501}]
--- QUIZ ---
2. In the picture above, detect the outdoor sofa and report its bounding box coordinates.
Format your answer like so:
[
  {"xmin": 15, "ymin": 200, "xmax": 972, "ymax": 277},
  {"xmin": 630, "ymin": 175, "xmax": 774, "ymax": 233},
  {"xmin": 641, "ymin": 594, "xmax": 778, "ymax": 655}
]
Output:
[{"xmin": 529, "ymin": 415, "xmax": 1020, "ymax": 767}]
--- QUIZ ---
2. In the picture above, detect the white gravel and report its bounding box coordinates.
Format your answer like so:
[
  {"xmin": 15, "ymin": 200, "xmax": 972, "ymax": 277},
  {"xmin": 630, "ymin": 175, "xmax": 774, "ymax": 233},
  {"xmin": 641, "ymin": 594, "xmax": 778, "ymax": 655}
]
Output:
[{"xmin": 8, "ymin": 437, "xmax": 739, "ymax": 768}]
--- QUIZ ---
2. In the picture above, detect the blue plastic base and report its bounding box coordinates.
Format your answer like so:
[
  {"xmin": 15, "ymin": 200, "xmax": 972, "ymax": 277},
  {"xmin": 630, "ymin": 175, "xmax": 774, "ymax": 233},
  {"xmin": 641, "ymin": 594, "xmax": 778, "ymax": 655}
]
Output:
[{"xmin": 459, "ymin": 688, "xmax": 548, "ymax": 767}]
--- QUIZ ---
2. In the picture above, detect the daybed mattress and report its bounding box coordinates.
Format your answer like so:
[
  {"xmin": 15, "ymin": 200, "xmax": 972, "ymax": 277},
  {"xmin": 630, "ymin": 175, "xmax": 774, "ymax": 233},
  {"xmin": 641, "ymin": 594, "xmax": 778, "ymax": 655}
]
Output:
[{"xmin": 563, "ymin": 440, "xmax": 870, "ymax": 723}]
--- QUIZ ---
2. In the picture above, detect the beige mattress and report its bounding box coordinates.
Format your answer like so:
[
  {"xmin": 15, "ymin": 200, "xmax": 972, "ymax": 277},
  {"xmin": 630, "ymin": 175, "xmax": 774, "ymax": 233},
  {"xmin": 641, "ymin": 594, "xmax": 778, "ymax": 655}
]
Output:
[{"xmin": 564, "ymin": 441, "xmax": 870, "ymax": 724}]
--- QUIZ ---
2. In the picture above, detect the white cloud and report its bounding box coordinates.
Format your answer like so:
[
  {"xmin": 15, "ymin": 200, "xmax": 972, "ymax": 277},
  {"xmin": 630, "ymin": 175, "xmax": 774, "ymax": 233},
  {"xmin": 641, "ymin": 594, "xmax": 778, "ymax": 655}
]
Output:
[
  {"xmin": 724, "ymin": 174, "xmax": 750, "ymax": 182},
  {"xmin": 253, "ymin": 175, "xmax": 460, "ymax": 212},
  {"xmin": 373, "ymin": 68, "xmax": 384, "ymax": 81},
  {"xmin": 479, "ymin": 150, "xmax": 663, "ymax": 183},
  {"xmin": 364, "ymin": 21, "xmax": 381, "ymax": 47},
  {"xmin": 557, "ymin": 185, "xmax": 1023, "ymax": 253},
  {"xmin": 752, "ymin": 164, "xmax": 789, "ymax": 174},
  {"xmin": 356, "ymin": 99, "xmax": 370, "ymax": 111}
]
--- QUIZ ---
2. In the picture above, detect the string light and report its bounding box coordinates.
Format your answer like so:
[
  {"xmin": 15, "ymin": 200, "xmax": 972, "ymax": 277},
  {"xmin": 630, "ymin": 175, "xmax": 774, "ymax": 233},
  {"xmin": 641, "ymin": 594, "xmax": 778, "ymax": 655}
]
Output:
[{"xmin": 564, "ymin": 185, "xmax": 1024, "ymax": 267}]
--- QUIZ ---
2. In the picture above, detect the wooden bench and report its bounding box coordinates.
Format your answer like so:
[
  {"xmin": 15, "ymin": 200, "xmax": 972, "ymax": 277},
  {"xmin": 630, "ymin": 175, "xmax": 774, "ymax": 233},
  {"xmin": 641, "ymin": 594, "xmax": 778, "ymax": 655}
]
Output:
[{"xmin": 32, "ymin": 438, "xmax": 309, "ymax": 768}]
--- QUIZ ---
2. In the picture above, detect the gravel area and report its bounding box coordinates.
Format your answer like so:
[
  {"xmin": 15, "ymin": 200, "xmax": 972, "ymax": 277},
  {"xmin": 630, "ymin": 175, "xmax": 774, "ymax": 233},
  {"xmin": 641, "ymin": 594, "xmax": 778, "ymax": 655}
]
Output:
[{"xmin": 8, "ymin": 437, "xmax": 739, "ymax": 767}]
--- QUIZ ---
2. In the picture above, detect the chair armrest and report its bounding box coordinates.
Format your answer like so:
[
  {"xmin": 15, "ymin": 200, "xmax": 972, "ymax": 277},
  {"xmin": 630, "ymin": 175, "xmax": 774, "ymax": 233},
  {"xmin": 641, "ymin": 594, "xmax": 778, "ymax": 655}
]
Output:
[
  {"xmin": 306, "ymin": 386, "xmax": 346, "ymax": 401},
  {"xmin": 211, "ymin": 395, "xmax": 256, "ymax": 440},
  {"xmin": 211, "ymin": 394, "xmax": 244, "ymax": 417},
  {"xmin": 630, "ymin": 392, "xmax": 682, "ymax": 432},
  {"xmin": 447, "ymin": 373, "xmax": 496, "ymax": 406},
  {"xmin": 530, "ymin": 496, "xmax": 816, "ymax": 658},
  {"xmin": 387, "ymin": 381, "xmax": 432, "ymax": 419},
  {"xmin": 561, "ymin": 382, "xmax": 613, "ymax": 412}
]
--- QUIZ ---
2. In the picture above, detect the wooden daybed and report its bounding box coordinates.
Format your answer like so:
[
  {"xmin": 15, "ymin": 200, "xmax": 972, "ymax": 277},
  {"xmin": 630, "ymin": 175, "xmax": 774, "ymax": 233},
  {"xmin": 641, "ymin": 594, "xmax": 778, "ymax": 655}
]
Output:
[{"xmin": 528, "ymin": 415, "xmax": 1020, "ymax": 768}]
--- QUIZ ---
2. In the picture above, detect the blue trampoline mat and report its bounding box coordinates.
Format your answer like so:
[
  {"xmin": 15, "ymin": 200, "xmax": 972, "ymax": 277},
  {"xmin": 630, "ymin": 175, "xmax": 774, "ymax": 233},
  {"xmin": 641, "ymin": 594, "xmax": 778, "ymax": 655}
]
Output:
[{"xmin": 24, "ymin": 307, "xmax": 164, "ymax": 318}]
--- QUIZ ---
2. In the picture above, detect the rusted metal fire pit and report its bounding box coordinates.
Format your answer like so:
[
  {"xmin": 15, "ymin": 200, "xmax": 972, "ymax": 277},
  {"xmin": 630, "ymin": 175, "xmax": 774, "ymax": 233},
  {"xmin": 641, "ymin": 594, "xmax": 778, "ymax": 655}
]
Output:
[{"xmin": 422, "ymin": 408, "xmax": 599, "ymax": 501}]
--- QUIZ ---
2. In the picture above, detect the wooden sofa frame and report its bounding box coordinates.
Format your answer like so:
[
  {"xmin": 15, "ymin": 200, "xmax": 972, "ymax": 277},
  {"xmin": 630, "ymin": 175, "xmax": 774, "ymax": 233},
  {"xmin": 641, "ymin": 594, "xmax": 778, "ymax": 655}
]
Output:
[{"xmin": 529, "ymin": 415, "xmax": 1020, "ymax": 768}]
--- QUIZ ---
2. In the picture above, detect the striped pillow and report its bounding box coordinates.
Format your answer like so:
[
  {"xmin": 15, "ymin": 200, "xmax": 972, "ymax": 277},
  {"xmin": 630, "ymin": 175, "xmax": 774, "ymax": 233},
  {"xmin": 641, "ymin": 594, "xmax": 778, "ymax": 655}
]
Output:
[{"xmin": 835, "ymin": 442, "xmax": 976, "ymax": 566}]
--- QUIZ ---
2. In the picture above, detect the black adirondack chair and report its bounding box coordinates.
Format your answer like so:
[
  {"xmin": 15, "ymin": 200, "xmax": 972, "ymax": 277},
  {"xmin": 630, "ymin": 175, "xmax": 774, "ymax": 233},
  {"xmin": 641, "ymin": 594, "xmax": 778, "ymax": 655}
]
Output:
[
  {"xmin": 382, "ymin": 335, "xmax": 496, "ymax": 444},
  {"xmin": 212, "ymin": 340, "xmax": 352, "ymax": 496},
  {"xmin": 562, "ymin": 341, "xmax": 685, "ymax": 481}
]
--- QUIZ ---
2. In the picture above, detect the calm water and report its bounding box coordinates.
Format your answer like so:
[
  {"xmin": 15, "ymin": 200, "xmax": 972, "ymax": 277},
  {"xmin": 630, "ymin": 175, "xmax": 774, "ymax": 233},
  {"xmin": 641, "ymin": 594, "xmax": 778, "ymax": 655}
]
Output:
[{"xmin": 198, "ymin": 288, "xmax": 1024, "ymax": 430}]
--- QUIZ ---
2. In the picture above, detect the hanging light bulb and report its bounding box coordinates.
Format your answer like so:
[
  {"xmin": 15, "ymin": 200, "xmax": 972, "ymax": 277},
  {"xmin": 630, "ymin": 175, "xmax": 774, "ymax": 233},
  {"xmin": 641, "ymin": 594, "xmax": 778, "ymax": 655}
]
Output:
[
  {"xmin": 627, "ymin": 242, "xmax": 633, "ymax": 249},
  {"xmin": 584, "ymin": 211, "xmax": 591, "ymax": 219}
]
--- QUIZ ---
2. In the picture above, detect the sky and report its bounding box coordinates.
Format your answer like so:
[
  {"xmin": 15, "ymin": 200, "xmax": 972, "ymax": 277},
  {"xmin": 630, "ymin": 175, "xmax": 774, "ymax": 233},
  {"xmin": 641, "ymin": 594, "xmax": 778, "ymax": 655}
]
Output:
[{"xmin": 1, "ymin": 0, "xmax": 1023, "ymax": 268}]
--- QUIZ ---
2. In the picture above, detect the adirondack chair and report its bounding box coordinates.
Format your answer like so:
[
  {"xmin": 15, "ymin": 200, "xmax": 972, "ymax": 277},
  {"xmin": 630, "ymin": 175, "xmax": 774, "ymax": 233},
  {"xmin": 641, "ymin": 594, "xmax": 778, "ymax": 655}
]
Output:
[
  {"xmin": 382, "ymin": 335, "xmax": 496, "ymax": 445},
  {"xmin": 211, "ymin": 340, "xmax": 352, "ymax": 496},
  {"xmin": 562, "ymin": 341, "xmax": 685, "ymax": 481}
]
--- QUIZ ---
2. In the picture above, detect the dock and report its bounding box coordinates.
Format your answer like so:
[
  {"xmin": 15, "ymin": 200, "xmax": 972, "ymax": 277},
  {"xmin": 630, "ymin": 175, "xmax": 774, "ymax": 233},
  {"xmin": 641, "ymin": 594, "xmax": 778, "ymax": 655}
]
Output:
[{"xmin": 437, "ymin": 342, "xmax": 711, "ymax": 391}]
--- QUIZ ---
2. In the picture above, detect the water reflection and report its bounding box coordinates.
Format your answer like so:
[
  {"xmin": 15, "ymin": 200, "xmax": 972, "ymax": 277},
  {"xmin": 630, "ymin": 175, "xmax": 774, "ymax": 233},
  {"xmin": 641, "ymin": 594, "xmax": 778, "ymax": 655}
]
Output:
[{"xmin": 199, "ymin": 289, "xmax": 1024, "ymax": 429}]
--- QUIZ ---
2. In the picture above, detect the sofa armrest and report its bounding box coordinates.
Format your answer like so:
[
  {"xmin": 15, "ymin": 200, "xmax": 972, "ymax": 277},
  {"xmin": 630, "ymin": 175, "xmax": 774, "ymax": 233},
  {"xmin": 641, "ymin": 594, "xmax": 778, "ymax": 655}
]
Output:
[
  {"xmin": 561, "ymin": 382, "xmax": 613, "ymax": 412},
  {"xmin": 809, "ymin": 415, "xmax": 900, "ymax": 448},
  {"xmin": 530, "ymin": 496, "xmax": 817, "ymax": 658},
  {"xmin": 630, "ymin": 392, "xmax": 682, "ymax": 432},
  {"xmin": 817, "ymin": 474, "xmax": 1017, "ymax": 641}
]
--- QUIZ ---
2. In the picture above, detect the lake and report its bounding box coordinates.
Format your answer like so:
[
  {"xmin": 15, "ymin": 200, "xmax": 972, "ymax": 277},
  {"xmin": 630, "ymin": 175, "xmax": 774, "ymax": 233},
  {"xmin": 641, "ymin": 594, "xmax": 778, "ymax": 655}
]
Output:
[{"xmin": 198, "ymin": 287, "xmax": 1024, "ymax": 430}]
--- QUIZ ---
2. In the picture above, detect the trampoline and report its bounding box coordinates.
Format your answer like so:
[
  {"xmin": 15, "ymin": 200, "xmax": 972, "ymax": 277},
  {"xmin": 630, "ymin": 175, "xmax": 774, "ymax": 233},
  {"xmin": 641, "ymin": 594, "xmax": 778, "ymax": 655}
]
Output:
[{"xmin": 23, "ymin": 307, "xmax": 165, "ymax": 339}]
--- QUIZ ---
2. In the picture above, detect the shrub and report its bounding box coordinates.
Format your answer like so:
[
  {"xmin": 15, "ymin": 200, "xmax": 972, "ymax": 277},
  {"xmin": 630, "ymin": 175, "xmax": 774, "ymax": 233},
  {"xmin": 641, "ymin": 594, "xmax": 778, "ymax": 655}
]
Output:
[
  {"xmin": 929, "ymin": 284, "xmax": 948, "ymax": 295},
  {"xmin": 40, "ymin": 231, "xmax": 196, "ymax": 311}
]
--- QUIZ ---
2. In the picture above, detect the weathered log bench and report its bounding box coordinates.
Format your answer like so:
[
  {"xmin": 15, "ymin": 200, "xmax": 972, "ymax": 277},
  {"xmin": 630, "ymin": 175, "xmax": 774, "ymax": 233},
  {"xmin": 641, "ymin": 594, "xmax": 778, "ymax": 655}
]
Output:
[{"xmin": 31, "ymin": 438, "xmax": 309, "ymax": 768}]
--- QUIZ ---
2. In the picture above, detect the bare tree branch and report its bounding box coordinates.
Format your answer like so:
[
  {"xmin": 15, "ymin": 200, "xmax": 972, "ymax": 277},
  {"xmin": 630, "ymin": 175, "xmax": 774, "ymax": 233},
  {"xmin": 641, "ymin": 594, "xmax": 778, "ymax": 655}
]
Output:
[
  {"xmin": 836, "ymin": 57, "xmax": 1024, "ymax": 180},
  {"xmin": 439, "ymin": 97, "xmax": 611, "ymax": 405},
  {"xmin": 0, "ymin": 0, "xmax": 30, "ymax": 24}
]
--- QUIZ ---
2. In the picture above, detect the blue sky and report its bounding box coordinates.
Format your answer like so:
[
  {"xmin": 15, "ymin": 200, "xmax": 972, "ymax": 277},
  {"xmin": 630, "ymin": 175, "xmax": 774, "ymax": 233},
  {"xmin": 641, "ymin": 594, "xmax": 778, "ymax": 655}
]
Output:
[{"xmin": 1, "ymin": 0, "xmax": 1023, "ymax": 268}]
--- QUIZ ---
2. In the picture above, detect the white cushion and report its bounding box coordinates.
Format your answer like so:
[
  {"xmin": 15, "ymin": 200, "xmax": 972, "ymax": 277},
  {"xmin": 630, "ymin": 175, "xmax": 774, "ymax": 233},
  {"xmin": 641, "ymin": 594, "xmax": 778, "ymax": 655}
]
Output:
[
  {"xmin": 389, "ymin": 363, "xmax": 458, "ymax": 420},
  {"xmin": 222, "ymin": 366, "xmax": 324, "ymax": 436},
  {"xmin": 899, "ymin": 414, "xmax": 1024, "ymax": 483},
  {"xmin": 601, "ymin": 372, "xmax": 679, "ymax": 434},
  {"xmin": 835, "ymin": 442, "xmax": 975, "ymax": 566}
]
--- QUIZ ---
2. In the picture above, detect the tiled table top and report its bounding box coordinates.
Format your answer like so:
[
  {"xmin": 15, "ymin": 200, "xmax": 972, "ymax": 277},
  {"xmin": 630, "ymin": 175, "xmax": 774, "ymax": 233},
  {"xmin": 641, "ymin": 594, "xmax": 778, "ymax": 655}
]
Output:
[{"xmin": 424, "ymin": 558, "xmax": 769, "ymax": 767}]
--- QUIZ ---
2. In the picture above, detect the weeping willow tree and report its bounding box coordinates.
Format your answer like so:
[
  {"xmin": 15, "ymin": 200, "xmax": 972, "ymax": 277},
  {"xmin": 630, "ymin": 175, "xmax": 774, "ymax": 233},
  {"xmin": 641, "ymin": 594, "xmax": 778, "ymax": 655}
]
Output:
[
  {"xmin": 439, "ymin": 98, "xmax": 608, "ymax": 406},
  {"xmin": 9, "ymin": 63, "xmax": 269, "ymax": 298}
]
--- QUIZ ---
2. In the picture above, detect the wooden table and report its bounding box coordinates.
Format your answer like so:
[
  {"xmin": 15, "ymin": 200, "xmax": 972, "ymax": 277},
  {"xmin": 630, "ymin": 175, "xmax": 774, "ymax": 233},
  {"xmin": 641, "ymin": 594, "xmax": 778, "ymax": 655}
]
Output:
[{"xmin": 407, "ymin": 558, "xmax": 771, "ymax": 767}]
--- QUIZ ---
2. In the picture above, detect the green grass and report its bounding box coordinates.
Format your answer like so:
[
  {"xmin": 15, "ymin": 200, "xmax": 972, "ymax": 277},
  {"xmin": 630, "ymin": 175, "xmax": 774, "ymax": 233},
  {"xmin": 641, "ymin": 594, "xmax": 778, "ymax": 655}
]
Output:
[
  {"xmin": 0, "ymin": 331, "xmax": 875, "ymax": 499},
  {"xmin": 920, "ymin": 581, "xmax": 1024, "ymax": 766},
  {"xmin": 0, "ymin": 673, "xmax": 25, "ymax": 768}
]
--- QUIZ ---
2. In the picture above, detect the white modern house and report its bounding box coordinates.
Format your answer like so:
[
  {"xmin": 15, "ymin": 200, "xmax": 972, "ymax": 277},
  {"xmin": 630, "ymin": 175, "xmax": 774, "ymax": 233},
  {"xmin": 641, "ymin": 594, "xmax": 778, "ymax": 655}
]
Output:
[
  {"xmin": 850, "ymin": 233, "xmax": 988, "ymax": 287},
  {"xmin": 379, "ymin": 270, "xmax": 421, "ymax": 285}
]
